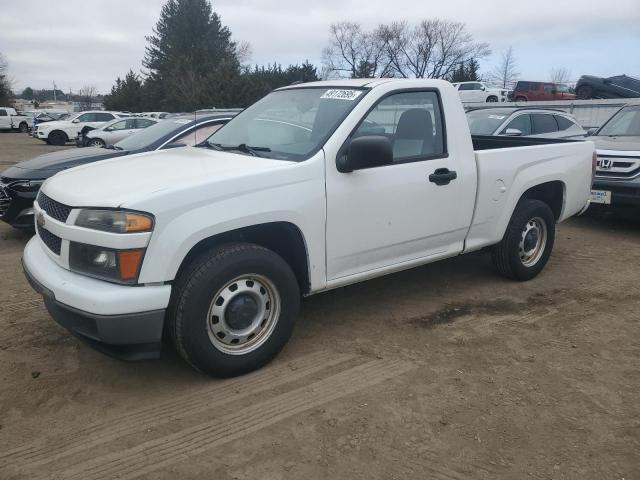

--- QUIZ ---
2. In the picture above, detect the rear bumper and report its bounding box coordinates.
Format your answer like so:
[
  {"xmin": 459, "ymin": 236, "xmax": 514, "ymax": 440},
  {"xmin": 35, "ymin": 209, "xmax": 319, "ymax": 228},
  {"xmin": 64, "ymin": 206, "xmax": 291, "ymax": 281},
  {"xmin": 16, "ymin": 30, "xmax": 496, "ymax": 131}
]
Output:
[{"xmin": 22, "ymin": 237, "xmax": 171, "ymax": 360}]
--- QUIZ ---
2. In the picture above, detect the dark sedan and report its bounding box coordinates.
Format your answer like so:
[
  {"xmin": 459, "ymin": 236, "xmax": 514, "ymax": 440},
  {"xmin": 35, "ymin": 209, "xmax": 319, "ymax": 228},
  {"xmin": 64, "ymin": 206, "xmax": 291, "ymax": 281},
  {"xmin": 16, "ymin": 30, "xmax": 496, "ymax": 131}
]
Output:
[
  {"xmin": 0, "ymin": 113, "xmax": 235, "ymax": 229},
  {"xmin": 575, "ymin": 75, "xmax": 640, "ymax": 100}
]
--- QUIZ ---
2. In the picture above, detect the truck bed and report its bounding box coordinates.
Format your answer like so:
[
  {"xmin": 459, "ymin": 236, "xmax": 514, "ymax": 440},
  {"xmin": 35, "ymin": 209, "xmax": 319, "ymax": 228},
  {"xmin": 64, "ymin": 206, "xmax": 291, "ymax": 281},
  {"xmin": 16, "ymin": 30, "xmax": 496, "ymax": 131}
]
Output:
[{"xmin": 472, "ymin": 135, "xmax": 582, "ymax": 151}]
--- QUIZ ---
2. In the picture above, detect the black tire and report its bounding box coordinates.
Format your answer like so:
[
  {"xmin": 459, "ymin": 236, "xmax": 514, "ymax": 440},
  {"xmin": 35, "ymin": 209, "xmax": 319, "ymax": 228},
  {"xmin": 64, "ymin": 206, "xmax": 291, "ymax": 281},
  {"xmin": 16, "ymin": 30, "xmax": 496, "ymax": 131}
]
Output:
[
  {"xmin": 491, "ymin": 199, "xmax": 556, "ymax": 281},
  {"xmin": 18, "ymin": 122, "xmax": 29, "ymax": 133},
  {"xmin": 515, "ymin": 96, "xmax": 527, "ymax": 102},
  {"xmin": 486, "ymin": 96, "xmax": 499, "ymax": 102},
  {"xmin": 88, "ymin": 138, "xmax": 105, "ymax": 147},
  {"xmin": 576, "ymin": 85, "xmax": 592, "ymax": 100},
  {"xmin": 168, "ymin": 243, "xmax": 300, "ymax": 377},
  {"xmin": 48, "ymin": 130, "xmax": 67, "ymax": 146}
]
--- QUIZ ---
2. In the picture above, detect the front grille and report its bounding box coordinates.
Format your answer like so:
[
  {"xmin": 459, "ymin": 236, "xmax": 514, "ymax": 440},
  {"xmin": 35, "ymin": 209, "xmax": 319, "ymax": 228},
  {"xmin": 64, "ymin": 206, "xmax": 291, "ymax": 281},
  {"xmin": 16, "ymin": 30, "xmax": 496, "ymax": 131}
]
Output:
[
  {"xmin": 0, "ymin": 185, "xmax": 10, "ymax": 217},
  {"xmin": 37, "ymin": 225, "xmax": 62, "ymax": 255},
  {"xmin": 37, "ymin": 192, "xmax": 72, "ymax": 223},
  {"xmin": 595, "ymin": 156, "xmax": 640, "ymax": 179}
]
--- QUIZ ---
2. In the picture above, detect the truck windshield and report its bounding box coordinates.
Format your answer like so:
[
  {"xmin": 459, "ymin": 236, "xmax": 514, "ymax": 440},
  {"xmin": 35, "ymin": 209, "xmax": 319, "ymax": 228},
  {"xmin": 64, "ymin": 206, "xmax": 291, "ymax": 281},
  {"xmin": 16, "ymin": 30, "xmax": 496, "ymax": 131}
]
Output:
[
  {"xmin": 466, "ymin": 109, "xmax": 510, "ymax": 135},
  {"xmin": 598, "ymin": 107, "xmax": 640, "ymax": 136},
  {"xmin": 206, "ymin": 87, "xmax": 366, "ymax": 161}
]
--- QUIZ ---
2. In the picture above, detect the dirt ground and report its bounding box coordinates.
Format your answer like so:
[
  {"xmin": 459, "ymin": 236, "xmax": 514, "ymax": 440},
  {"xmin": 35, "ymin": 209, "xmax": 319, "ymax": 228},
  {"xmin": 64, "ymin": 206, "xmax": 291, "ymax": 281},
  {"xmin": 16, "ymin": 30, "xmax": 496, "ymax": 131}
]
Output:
[{"xmin": 0, "ymin": 132, "xmax": 638, "ymax": 480}]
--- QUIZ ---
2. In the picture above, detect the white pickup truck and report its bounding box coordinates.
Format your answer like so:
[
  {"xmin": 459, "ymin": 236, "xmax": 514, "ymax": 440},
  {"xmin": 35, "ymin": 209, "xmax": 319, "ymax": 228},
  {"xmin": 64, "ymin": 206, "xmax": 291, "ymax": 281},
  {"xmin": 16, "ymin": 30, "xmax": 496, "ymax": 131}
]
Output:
[
  {"xmin": 0, "ymin": 107, "xmax": 30, "ymax": 133},
  {"xmin": 22, "ymin": 79, "xmax": 595, "ymax": 377}
]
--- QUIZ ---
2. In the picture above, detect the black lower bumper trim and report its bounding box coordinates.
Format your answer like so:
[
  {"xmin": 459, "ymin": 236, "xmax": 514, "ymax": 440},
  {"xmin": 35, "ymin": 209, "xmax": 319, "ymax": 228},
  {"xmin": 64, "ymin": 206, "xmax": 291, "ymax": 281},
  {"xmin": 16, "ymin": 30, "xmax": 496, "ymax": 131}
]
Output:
[{"xmin": 23, "ymin": 258, "xmax": 165, "ymax": 361}]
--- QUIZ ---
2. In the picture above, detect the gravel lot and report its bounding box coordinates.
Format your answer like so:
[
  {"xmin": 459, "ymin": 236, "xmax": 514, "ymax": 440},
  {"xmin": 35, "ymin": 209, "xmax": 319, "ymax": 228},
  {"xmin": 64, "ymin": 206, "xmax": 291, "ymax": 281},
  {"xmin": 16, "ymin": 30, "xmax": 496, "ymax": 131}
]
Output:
[{"xmin": 0, "ymin": 132, "xmax": 638, "ymax": 479}]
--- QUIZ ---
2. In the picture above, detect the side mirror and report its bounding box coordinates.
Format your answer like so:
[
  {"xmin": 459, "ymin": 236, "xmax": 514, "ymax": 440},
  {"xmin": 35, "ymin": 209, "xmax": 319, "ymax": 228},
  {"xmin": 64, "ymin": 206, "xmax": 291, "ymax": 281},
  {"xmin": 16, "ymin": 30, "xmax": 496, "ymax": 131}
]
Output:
[
  {"xmin": 337, "ymin": 135, "xmax": 393, "ymax": 173},
  {"xmin": 504, "ymin": 128, "xmax": 523, "ymax": 136},
  {"xmin": 72, "ymin": 119, "xmax": 80, "ymax": 123},
  {"xmin": 586, "ymin": 127, "xmax": 598, "ymax": 136}
]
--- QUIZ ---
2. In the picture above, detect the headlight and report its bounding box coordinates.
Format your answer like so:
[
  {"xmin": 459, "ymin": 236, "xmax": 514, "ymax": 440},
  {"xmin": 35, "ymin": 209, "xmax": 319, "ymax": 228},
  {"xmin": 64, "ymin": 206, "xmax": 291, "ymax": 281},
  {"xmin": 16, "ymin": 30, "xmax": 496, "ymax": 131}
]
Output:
[
  {"xmin": 75, "ymin": 209, "xmax": 154, "ymax": 233},
  {"xmin": 39, "ymin": 125, "xmax": 50, "ymax": 131},
  {"xmin": 69, "ymin": 242, "xmax": 145, "ymax": 284}
]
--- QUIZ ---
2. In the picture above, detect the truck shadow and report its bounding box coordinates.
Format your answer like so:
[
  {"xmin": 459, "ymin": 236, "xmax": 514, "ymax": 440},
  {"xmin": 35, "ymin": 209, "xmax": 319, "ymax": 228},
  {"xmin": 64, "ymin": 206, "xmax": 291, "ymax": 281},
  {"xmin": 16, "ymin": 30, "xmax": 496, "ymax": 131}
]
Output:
[{"xmin": 575, "ymin": 207, "xmax": 640, "ymax": 234}]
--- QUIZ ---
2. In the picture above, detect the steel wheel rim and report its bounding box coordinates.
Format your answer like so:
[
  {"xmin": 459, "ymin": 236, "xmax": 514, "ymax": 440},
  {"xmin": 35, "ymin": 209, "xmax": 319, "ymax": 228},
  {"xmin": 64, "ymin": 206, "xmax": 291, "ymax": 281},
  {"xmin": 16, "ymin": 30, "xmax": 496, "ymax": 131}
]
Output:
[
  {"xmin": 90, "ymin": 139, "xmax": 103, "ymax": 147},
  {"xmin": 206, "ymin": 274, "xmax": 281, "ymax": 355},
  {"xmin": 519, "ymin": 216, "xmax": 547, "ymax": 267}
]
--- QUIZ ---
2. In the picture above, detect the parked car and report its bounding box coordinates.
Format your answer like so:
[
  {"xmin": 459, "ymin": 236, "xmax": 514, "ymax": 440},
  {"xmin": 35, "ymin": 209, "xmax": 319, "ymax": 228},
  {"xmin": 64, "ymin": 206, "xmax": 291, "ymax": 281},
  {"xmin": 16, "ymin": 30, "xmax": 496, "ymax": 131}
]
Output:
[
  {"xmin": 21, "ymin": 79, "xmax": 594, "ymax": 377},
  {"xmin": 575, "ymin": 74, "xmax": 640, "ymax": 100},
  {"xmin": 79, "ymin": 117, "xmax": 159, "ymax": 147},
  {"xmin": 466, "ymin": 107, "xmax": 586, "ymax": 139},
  {"xmin": 0, "ymin": 114, "xmax": 234, "ymax": 229},
  {"xmin": 0, "ymin": 107, "xmax": 30, "ymax": 133},
  {"xmin": 588, "ymin": 104, "xmax": 640, "ymax": 208},
  {"xmin": 511, "ymin": 82, "xmax": 576, "ymax": 102},
  {"xmin": 452, "ymin": 82, "xmax": 508, "ymax": 103},
  {"xmin": 143, "ymin": 112, "xmax": 169, "ymax": 119},
  {"xmin": 31, "ymin": 113, "xmax": 71, "ymax": 137},
  {"xmin": 35, "ymin": 111, "xmax": 126, "ymax": 145}
]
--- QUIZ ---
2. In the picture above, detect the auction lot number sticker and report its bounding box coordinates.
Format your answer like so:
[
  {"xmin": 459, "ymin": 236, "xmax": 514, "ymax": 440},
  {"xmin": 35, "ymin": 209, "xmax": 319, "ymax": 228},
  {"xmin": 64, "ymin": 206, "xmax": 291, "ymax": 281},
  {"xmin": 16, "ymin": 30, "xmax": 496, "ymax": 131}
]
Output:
[{"xmin": 321, "ymin": 89, "xmax": 363, "ymax": 101}]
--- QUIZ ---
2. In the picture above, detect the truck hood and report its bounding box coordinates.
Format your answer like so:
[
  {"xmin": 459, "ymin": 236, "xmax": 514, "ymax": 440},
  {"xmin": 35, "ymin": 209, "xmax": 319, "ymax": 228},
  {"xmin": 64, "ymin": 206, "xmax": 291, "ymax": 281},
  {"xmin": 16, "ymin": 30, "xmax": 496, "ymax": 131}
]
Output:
[
  {"xmin": 592, "ymin": 136, "xmax": 640, "ymax": 153},
  {"xmin": 1, "ymin": 147, "xmax": 129, "ymax": 179},
  {"xmin": 41, "ymin": 147, "xmax": 295, "ymax": 208}
]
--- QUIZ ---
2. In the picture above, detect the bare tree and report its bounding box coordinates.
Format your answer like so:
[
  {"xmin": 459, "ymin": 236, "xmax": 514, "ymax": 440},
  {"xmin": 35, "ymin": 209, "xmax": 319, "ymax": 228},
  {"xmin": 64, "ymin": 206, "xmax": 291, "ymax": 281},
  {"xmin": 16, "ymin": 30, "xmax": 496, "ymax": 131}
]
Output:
[
  {"xmin": 490, "ymin": 46, "xmax": 519, "ymax": 88},
  {"xmin": 322, "ymin": 22, "xmax": 393, "ymax": 78},
  {"xmin": 79, "ymin": 85, "xmax": 97, "ymax": 110},
  {"xmin": 335, "ymin": 19, "xmax": 489, "ymax": 80},
  {"xmin": 550, "ymin": 67, "xmax": 571, "ymax": 84},
  {"xmin": 0, "ymin": 52, "xmax": 13, "ymax": 105},
  {"xmin": 235, "ymin": 41, "xmax": 253, "ymax": 65}
]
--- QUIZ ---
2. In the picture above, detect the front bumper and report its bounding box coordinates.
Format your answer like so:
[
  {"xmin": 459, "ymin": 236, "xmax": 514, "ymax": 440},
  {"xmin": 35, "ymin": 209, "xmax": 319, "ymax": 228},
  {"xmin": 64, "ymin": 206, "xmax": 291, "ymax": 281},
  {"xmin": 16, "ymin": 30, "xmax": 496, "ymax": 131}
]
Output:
[
  {"xmin": 22, "ymin": 237, "xmax": 171, "ymax": 360},
  {"xmin": 592, "ymin": 178, "xmax": 640, "ymax": 207},
  {"xmin": 0, "ymin": 184, "xmax": 38, "ymax": 229}
]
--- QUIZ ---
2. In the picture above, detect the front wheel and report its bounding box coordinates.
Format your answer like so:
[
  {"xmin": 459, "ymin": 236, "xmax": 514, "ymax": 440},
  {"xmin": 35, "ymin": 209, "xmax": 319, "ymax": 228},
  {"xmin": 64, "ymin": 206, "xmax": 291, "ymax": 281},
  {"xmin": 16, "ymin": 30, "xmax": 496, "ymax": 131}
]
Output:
[
  {"xmin": 486, "ymin": 96, "xmax": 499, "ymax": 102},
  {"xmin": 18, "ymin": 122, "xmax": 29, "ymax": 133},
  {"xmin": 168, "ymin": 243, "xmax": 300, "ymax": 377},
  {"xmin": 576, "ymin": 85, "xmax": 593, "ymax": 99},
  {"xmin": 491, "ymin": 199, "xmax": 556, "ymax": 281},
  {"xmin": 88, "ymin": 138, "xmax": 105, "ymax": 147},
  {"xmin": 48, "ymin": 130, "xmax": 67, "ymax": 146}
]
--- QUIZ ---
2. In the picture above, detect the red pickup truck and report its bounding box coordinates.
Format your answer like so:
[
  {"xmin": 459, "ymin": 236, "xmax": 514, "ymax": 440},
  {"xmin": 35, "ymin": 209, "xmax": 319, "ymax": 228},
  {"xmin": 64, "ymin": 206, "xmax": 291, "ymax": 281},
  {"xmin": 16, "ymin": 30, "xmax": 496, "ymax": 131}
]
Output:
[{"xmin": 511, "ymin": 82, "xmax": 576, "ymax": 102}]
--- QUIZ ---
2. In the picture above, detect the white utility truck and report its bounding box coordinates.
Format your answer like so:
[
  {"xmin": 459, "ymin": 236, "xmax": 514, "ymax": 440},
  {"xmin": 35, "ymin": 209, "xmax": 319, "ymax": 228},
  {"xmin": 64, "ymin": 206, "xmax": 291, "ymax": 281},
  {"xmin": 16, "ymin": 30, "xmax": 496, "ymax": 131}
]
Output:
[
  {"xmin": 0, "ymin": 107, "xmax": 30, "ymax": 132},
  {"xmin": 22, "ymin": 79, "xmax": 595, "ymax": 377}
]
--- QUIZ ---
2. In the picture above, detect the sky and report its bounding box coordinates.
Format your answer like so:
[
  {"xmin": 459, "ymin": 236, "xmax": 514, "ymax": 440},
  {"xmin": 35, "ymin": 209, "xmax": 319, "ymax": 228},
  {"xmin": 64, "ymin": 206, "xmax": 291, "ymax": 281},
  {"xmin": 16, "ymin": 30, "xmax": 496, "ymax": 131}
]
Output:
[{"xmin": 1, "ymin": 0, "xmax": 639, "ymax": 94}]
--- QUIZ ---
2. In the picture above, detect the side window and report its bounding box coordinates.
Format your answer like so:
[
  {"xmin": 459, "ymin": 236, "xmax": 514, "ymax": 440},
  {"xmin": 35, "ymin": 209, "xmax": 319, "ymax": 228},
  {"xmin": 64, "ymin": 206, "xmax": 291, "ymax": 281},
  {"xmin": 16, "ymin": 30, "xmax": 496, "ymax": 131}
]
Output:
[
  {"xmin": 555, "ymin": 116, "xmax": 579, "ymax": 132},
  {"xmin": 0, "ymin": 109, "xmax": 6, "ymax": 117},
  {"xmin": 172, "ymin": 123, "xmax": 224, "ymax": 146},
  {"xmin": 543, "ymin": 84, "xmax": 554, "ymax": 93},
  {"xmin": 529, "ymin": 83, "xmax": 541, "ymax": 91},
  {"xmin": 95, "ymin": 113, "xmax": 115, "ymax": 122},
  {"xmin": 458, "ymin": 84, "xmax": 473, "ymax": 91},
  {"xmin": 124, "ymin": 119, "xmax": 137, "ymax": 129},
  {"xmin": 532, "ymin": 114, "xmax": 558, "ymax": 134},
  {"xmin": 353, "ymin": 90, "xmax": 445, "ymax": 163},
  {"xmin": 135, "ymin": 119, "xmax": 155, "ymax": 128},
  {"xmin": 472, "ymin": 83, "xmax": 483, "ymax": 90},
  {"xmin": 76, "ymin": 113, "xmax": 91, "ymax": 122},
  {"xmin": 109, "ymin": 120, "xmax": 128, "ymax": 130},
  {"xmin": 502, "ymin": 114, "xmax": 532, "ymax": 135}
]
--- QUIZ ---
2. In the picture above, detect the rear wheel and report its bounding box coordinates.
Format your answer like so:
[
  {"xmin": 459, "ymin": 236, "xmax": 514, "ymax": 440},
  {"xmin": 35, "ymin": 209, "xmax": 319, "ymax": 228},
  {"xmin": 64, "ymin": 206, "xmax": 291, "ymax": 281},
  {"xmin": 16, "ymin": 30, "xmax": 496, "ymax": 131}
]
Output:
[
  {"xmin": 168, "ymin": 243, "xmax": 300, "ymax": 377},
  {"xmin": 18, "ymin": 122, "xmax": 29, "ymax": 133},
  {"xmin": 48, "ymin": 130, "xmax": 67, "ymax": 146},
  {"xmin": 515, "ymin": 96, "xmax": 527, "ymax": 102},
  {"xmin": 491, "ymin": 199, "xmax": 555, "ymax": 281},
  {"xmin": 576, "ymin": 85, "xmax": 593, "ymax": 99},
  {"xmin": 486, "ymin": 96, "xmax": 499, "ymax": 102}
]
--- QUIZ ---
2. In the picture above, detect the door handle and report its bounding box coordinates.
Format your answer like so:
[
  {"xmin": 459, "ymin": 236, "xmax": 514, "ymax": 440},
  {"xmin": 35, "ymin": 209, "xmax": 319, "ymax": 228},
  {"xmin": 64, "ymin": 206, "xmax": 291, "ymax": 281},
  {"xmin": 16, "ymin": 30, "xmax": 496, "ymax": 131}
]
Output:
[{"xmin": 428, "ymin": 168, "xmax": 457, "ymax": 186}]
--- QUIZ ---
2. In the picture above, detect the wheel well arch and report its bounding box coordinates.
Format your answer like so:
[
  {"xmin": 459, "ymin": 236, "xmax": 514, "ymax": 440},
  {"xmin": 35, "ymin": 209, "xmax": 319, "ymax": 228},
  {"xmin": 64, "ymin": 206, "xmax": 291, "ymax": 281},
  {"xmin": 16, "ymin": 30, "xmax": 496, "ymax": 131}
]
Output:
[
  {"xmin": 520, "ymin": 181, "xmax": 565, "ymax": 220},
  {"xmin": 176, "ymin": 222, "xmax": 311, "ymax": 294}
]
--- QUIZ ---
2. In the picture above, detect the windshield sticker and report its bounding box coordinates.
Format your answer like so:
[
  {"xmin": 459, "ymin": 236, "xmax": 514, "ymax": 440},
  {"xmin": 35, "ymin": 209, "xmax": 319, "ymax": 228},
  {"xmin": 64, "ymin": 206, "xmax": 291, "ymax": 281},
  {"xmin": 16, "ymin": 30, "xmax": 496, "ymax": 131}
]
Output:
[
  {"xmin": 488, "ymin": 115, "xmax": 506, "ymax": 120},
  {"xmin": 321, "ymin": 89, "xmax": 363, "ymax": 101}
]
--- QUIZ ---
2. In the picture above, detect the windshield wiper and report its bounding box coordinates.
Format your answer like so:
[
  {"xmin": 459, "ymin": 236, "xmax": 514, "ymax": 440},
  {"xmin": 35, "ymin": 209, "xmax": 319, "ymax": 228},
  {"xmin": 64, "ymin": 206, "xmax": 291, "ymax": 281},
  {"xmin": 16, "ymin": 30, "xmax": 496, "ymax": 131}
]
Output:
[{"xmin": 208, "ymin": 143, "xmax": 271, "ymax": 157}]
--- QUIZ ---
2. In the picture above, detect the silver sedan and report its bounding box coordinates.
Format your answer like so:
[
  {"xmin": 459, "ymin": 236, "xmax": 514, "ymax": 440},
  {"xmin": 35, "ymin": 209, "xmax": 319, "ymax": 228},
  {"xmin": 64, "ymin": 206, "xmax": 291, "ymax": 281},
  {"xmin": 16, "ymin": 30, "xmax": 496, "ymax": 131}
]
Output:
[{"xmin": 84, "ymin": 117, "xmax": 158, "ymax": 147}]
